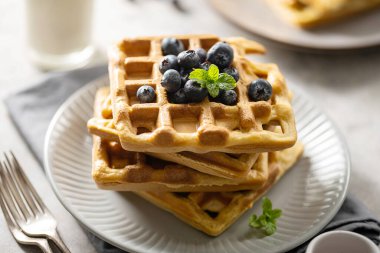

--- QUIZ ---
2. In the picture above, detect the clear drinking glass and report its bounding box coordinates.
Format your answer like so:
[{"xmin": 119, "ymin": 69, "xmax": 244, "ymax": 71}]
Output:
[{"xmin": 26, "ymin": 0, "xmax": 94, "ymax": 70}]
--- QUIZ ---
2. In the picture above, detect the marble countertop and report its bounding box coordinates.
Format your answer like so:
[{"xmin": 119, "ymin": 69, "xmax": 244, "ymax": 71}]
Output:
[{"xmin": 0, "ymin": 0, "xmax": 379, "ymax": 252}]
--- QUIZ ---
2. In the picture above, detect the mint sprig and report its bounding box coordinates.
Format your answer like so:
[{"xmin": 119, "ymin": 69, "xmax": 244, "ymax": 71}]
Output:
[
  {"xmin": 189, "ymin": 64, "xmax": 236, "ymax": 98},
  {"xmin": 249, "ymin": 197, "xmax": 282, "ymax": 236}
]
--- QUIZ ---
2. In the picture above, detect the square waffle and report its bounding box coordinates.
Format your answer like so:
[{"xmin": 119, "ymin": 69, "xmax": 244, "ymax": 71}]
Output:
[
  {"xmin": 108, "ymin": 34, "xmax": 297, "ymax": 153},
  {"xmin": 137, "ymin": 141, "xmax": 304, "ymax": 236},
  {"xmin": 266, "ymin": 0, "xmax": 380, "ymax": 27},
  {"xmin": 91, "ymin": 88, "xmax": 268, "ymax": 191},
  {"xmin": 92, "ymin": 136, "xmax": 268, "ymax": 192},
  {"xmin": 88, "ymin": 87, "xmax": 259, "ymax": 179}
]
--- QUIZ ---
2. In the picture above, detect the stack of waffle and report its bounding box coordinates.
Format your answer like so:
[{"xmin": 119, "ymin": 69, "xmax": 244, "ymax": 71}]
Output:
[{"xmin": 87, "ymin": 34, "xmax": 303, "ymax": 236}]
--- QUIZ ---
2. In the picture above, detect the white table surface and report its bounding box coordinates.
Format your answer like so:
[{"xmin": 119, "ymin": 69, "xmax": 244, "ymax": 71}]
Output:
[{"xmin": 0, "ymin": 0, "xmax": 379, "ymax": 252}]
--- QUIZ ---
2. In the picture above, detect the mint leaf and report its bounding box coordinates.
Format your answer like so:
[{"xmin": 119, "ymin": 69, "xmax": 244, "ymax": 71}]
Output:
[
  {"xmin": 189, "ymin": 66, "xmax": 237, "ymax": 99},
  {"xmin": 219, "ymin": 82, "xmax": 236, "ymax": 91},
  {"xmin": 262, "ymin": 197, "xmax": 272, "ymax": 212},
  {"xmin": 263, "ymin": 222, "xmax": 276, "ymax": 236},
  {"xmin": 217, "ymin": 73, "xmax": 236, "ymax": 85},
  {"xmin": 197, "ymin": 79, "xmax": 209, "ymax": 88},
  {"xmin": 248, "ymin": 197, "xmax": 282, "ymax": 236},
  {"xmin": 207, "ymin": 64, "xmax": 219, "ymax": 81},
  {"xmin": 207, "ymin": 82, "xmax": 219, "ymax": 98},
  {"xmin": 259, "ymin": 215, "xmax": 267, "ymax": 226},
  {"xmin": 189, "ymin": 69, "xmax": 208, "ymax": 81},
  {"xmin": 270, "ymin": 209, "xmax": 282, "ymax": 219},
  {"xmin": 249, "ymin": 215, "xmax": 260, "ymax": 228}
]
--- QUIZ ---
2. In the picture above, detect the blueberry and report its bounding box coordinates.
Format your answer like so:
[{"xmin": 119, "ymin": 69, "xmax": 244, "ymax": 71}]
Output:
[
  {"xmin": 168, "ymin": 88, "xmax": 187, "ymax": 104},
  {"xmin": 161, "ymin": 69, "xmax": 181, "ymax": 93},
  {"xmin": 136, "ymin": 85, "xmax": 156, "ymax": 103},
  {"xmin": 200, "ymin": 62, "xmax": 210, "ymax": 71},
  {"xmin": 195, "ymin": 48, "xmax": 207, "ymax": 63},
  {"xmin": 159, "ymin": 55, "xmax": 178, "ymax": 74},
  {"xmin": 180, "ymin": 74, "xmax": 189, "ymax": 86},
  {"xmin": 206, "ymin": 42, "xmax": 234, "ymax": 69},
  {"xmin": 248, "ymin": 79, "xmax": 272, "ymax": 101},
  {"xmin": 223, "ymin": 66, "xmax": 239, "ymax": 82},
  {"xmin": 183, "ymin": 80, "xmax": 208, "ymax": 103},
  {"xmin": 219, "ymin": 90, "xmax": 237, "ymax": 105},
  {"xmin": 179, "ymin": 67, "xmax": 192, "ymax": 76},
  {"xmin": 178, "ymin": 50, "xmax": 200, "ymax": 70},
  {"xmin": 161, "ymin": 37, "xmax": 185, "ymax": 56}
]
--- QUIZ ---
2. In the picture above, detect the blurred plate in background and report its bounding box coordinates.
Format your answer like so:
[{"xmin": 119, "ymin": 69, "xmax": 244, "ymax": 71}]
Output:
[{"xmin": 209, "ymin": 0, "xmax": 380, "ymax": 51}]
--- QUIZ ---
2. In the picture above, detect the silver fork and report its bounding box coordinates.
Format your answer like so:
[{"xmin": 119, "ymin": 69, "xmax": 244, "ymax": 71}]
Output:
[
  {"xmin": 0, "ymin": 152, "xmax": 71, "ymax": 253},
  {"xmin": 0, "ymin": 190, "xmax": 53, "ymax": 253}
]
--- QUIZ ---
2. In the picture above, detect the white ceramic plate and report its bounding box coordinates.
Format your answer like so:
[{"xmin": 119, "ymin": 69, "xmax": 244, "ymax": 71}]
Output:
[
  {"xmin": 45, "ymin": 77, "xmax": 350, "ymax": 253},
  {"xmin": 209, "ymin": 0, "xmax": 380, "ymax": 51}
]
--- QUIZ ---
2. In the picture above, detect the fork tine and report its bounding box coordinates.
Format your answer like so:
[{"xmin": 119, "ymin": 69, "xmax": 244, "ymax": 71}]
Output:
[
  {"xmin": 0, "ymin": 167, "xmax": 18, "ymax": 232},
  {"xmin": 1, "ymin": 158, "xmax": 34, "ymax": 220},
  {"xmin": 0, "ymin": 185, "xmax": 54, "ymax": 253},
  {"xmin": 0, "ymin": 163, "xmax": 27, "ymax": 226},
  {"xmin": 5, "ymin": 152, "xmax": 43, "ymax": 215}
]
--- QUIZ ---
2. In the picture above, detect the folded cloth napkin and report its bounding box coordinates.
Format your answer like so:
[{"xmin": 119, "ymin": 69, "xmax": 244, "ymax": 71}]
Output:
[{"xmin": 4, "ymin": 66, "xmax": 380, "ymax": 253}]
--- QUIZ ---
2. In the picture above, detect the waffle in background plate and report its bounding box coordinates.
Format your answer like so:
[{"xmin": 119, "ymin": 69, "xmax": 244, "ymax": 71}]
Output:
[
  {"xmin": 88, "ymin": 87, "xmax": 260, "ymax": 179},
  {"xmin": 266, "ymin": 0, "xmax": 380, "ymax": 27},
  {"xmin": 137, "ymin": 141, "xmax": 304, "ymax": 236},
  {"xmin": 108, "ymin": 34, "xmax": 296, "ymax": 153},
  {"xmin": 91, "ymin": 87, "xmax": 268, "ymax": 191}
]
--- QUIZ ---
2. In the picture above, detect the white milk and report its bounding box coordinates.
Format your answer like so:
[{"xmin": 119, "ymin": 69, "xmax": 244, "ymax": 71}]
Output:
[{"xmin": 26, "ymin": 0, "xmax": 94, "ymax": 70}]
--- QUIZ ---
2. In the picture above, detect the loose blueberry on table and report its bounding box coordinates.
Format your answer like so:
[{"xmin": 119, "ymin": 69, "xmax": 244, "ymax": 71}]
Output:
[{"xmin": 136, "ymin": 85, "xmax": 156, "ymax": 103}]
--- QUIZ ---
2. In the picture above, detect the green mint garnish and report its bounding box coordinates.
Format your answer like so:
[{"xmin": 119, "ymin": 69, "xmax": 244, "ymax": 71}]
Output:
[
  {"xmin": 248, "ymin": 197, "xmax": 282, "ymax": 236},
  {"xmin": 189, "ymin": 64, "xmax": 236, "ymax": 98}
]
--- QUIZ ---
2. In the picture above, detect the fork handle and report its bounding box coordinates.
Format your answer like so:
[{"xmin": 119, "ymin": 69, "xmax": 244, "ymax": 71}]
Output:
[
  {"xmin": 37, "ymin": 239, "xmax": 54, "ymax": 253},
  {"xmin": 47, "ymin": 230, "xmax": 71, "ymax": 253}
]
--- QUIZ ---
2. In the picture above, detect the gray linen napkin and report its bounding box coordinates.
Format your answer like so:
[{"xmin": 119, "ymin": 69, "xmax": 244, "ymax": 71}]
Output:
[{"xmin": 3, "ymin": 66, "xmax": 380, "ymax": 253}]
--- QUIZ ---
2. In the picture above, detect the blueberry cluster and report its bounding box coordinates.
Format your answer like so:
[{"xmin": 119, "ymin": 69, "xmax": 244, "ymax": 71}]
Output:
[
  {"xmin": 159, "ymin": 38, "xmax": 240, "ymax": 105},
  {"xmin": 135, "ymin": 37, "xmax": 273, "ymax": 104}
]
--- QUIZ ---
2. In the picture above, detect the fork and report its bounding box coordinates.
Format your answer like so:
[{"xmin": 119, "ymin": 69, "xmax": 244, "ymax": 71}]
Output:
[
  {"xmin": 0, "ymin": 152, "xmax": 71, "ymax": 253},
  {"xmin": 0, "ymin": 191, "xmax": 53, "ymax": 253}
]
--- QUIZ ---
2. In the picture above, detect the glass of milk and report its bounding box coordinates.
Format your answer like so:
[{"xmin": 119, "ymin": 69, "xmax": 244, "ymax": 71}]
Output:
[{"xmin": 26, "ymin": 0, "xmax": 94, "ymax": 70}]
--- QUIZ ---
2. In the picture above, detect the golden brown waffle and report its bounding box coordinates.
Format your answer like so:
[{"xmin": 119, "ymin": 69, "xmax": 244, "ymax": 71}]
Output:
[
  {"xmin": 267, "ymin": 0, "xmax": 380, "ymax": 27},
  {"xmin": 92, "ymin": 88, "xmax": 268, "ymax": 191},
  {"xmin": 137, "ymin": 141, "xmax": 304, "ymax": 236},
  {"xmin": 108, "ymin": 34, "xmax": 296, "ymax": 153},
  {"xmin": 88, "ymin": 87, "xmax": 259, "ymax": 179},
  {"xmin": 92, "ymin": 136, "xmax": 268, "ymax": 192}
]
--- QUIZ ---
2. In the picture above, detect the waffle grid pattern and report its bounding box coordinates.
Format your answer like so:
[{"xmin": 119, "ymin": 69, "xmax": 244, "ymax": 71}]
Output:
[
  {"xmin": 108, "ymin": 35, "xmax": 297, "ymax": 153},
  {"xmin": 91, "ymin": 87, "xmax": 269, "ymax": 190},
  {"xmin": 88, "ymin": 87, "xmax": 263, "ymax": 179}
]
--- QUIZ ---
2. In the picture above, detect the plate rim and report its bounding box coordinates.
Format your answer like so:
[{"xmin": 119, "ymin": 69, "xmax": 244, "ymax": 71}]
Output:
[{"xmin": 44, "ymin": 77, "xmax": 351, "ymax": 253}]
